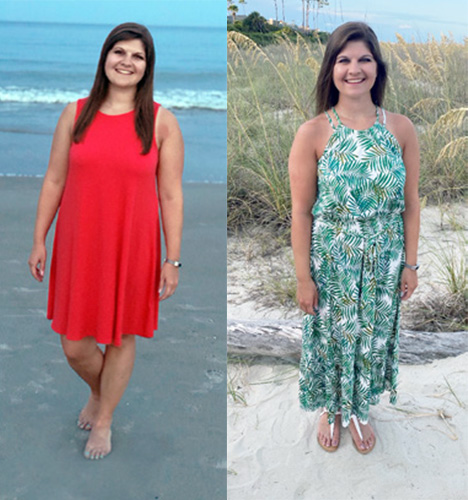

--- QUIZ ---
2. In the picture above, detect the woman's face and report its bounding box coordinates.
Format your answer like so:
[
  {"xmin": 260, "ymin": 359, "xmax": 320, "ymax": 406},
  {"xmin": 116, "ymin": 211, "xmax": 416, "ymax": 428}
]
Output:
[
  {"xmin": 104, "ymin": 38, "xmax": 147, "ymax": 89},
  {"xmin": 332, "ymin": 40, "xmax": 377, "ymax": 99}
]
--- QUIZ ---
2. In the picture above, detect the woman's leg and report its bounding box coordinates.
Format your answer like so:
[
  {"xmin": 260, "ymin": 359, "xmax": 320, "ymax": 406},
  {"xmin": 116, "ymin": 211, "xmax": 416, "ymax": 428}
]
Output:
[
  {"xmin": 84, "ymin": 334, "xmax": 136, "ymax": 459},
  {"xmin": 60, "ymin": 335, "xmax": 104, "ymax": 430}
]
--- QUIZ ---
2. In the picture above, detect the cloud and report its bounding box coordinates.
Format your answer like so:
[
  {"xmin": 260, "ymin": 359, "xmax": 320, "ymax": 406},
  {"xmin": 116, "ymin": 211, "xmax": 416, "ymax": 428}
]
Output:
[{"xmin": 399, "ymin": 24, "xmax": 412, "ymax": 29}]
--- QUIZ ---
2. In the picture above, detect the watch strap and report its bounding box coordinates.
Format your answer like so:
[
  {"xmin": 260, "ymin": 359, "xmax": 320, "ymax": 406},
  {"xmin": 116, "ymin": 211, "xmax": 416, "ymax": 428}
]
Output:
[{"xmin": 164, "ymin": 258, "xmax": 182, "ymax": 268}]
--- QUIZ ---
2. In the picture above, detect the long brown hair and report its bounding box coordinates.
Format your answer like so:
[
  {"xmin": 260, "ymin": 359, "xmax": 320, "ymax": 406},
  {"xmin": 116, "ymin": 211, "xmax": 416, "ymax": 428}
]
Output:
[
  {"xmin": 315, "ymin": 22, "xmax": 387, "ymax": 115},
  {"xmin": 73, "ymin": 22, "xmax": 156, "ymax": 154}
]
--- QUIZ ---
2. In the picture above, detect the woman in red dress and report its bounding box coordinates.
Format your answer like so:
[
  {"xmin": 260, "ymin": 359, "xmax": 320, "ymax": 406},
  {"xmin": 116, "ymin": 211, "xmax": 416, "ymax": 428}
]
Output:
[{"xmin": 28, "ymin": 23, "xmax": 184, "ymax": 460}]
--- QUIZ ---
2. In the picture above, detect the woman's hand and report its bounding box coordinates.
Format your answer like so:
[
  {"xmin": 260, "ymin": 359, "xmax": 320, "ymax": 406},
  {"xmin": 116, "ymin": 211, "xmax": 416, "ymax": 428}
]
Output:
[
  {"xmin": 400, "ymin": 267, "xmax": 418, "ymax": 300},
  {"xmin": 158, "ymin": 262, "xmax": 179, "ymax": 300},
  {"xmin": 28, "ymin": 243, "xmax": 47, "ymax": 282},
  {"xmin": 297, "ymin": 278, "xmax": 319, "ymax": 315}
]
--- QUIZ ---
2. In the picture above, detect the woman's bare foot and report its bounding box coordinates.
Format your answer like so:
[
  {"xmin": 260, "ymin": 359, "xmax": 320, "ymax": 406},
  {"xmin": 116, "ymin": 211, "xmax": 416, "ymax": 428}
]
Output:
[
  {"xmin": 349, "ymin": 415, "xmax": 376, "ymax": 454},
  {"xmin": 77, "ymin": 394, "xmax": 100, "ymax": 431},
  {"xmin": 84, "ymin": 423, "xmax": 112, "ymax": 460},
  {"xmin": 317, "ymin": 410, "xmax": 341, "ymax": 451}
]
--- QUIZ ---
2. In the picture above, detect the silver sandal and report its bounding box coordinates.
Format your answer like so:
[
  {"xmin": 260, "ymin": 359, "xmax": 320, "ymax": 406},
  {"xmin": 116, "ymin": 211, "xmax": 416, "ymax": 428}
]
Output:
[
  {"xmin": 317, "ymin": 408, "xmax": 341, "ymax": 452},
  {"xmin": 350, "ymin": 414, "xmax": 376, "ymax": 454}
]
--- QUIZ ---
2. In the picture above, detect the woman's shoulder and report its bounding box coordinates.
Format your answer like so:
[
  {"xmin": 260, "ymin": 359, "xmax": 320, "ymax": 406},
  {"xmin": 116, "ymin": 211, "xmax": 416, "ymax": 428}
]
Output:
[
  {"xmin": 61, "ymin": 99, "xmax": 85, "ymax": 120},
  {"xmin": 154, "ymin": 105, "xmax": 182, "ymax": 146},
  {"xmin": 56, "ymin": 101, "xmax": 78, "ymax": 128},
  {"xmin": 297, "ymin": 113, "xmax": 330, "ymax": 138},
  {"xmin": 383, "ymin": 110, "xmax": 418, "ymax": 149},
  {"xmin": 384, "ymin": 110, "xmax": 415, "ymax": 131},
  {"xmin": 155, "ymin": 105, "xmax": 180, "ymax": 128}
]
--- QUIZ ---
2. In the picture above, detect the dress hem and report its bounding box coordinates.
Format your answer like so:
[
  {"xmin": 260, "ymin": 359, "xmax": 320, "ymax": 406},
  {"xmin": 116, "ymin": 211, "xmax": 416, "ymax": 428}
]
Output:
[
  {"xmin": 49, "ymin": 320, "xmax": 156, "ymax": 347},
  {"xmin": 299, "ymin": 388, "xmax": 398, "ymax": 426}
]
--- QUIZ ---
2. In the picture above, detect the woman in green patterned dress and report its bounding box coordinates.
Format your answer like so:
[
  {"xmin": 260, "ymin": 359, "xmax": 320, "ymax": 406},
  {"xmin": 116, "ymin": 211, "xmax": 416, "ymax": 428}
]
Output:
[{"xmin": 289, "ymin": 22, "xmax": 420, "ymax": 454}]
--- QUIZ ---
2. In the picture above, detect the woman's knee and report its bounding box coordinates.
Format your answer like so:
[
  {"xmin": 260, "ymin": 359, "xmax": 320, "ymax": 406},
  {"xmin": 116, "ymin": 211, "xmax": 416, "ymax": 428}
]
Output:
[
  {"xmin": 114, "ymin": 334, "xmax": 136, "ymax": 350},
  {"xmin": 61, "ymin": 336, "xmax": 96, "ymax": 364}
]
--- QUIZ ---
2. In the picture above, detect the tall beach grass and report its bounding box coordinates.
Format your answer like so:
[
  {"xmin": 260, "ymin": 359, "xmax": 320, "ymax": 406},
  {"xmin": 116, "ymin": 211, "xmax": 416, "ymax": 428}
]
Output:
[
  {"xmin": 227, "ymin": 32, "xmax": 468, "ymax": 231},
  {"xmin": 228, "ymin": 32, "xmax": 467, "ymax": 331}
]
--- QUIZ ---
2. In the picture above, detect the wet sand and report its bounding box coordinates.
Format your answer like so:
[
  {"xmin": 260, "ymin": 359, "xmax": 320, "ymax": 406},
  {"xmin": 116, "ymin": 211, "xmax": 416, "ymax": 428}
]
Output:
[{"xmin": 0, "ymin": 177, "xmax": 226, "ymax": 500}]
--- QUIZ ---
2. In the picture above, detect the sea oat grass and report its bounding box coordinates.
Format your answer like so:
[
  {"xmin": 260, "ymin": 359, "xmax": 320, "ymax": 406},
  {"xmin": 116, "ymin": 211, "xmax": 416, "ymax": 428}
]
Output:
[{"xmin": 228, "ymin": 33, "xmax": 468, "ymax": 232}]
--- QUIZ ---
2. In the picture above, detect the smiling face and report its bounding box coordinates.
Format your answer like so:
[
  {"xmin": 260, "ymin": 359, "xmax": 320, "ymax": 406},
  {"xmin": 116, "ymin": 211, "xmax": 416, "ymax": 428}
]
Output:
[
  {"xmin": 332, "ymin": 40, "xmax": 378, "ymax": 99},
  {"xmin": 104, "ymin": 38, "xmax": 147, "ymax": 89}
]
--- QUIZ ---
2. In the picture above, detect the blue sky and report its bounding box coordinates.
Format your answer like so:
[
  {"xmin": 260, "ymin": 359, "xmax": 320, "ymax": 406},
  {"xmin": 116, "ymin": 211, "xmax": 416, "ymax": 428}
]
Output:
[
  {"xmin": 0, "ymin": 0, "xmax": 224, "ymax": 28},
  {"xmin": 232, "ymin": 0, "xmax": 468, "ymax": 41}
]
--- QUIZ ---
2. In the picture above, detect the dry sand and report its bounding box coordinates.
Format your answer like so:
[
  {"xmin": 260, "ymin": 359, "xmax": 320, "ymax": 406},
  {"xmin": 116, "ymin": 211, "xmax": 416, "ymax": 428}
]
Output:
[
  {"xmin": 228, "ymin": 203, "xmax": 467, "ymax": 326},
  {"xmin": 228, "ymin": 354, "xmax": 468, "ymax": 500},
  {"xmin": 227, "ymin": 202, "xmax": 467, "ymax": 499}
]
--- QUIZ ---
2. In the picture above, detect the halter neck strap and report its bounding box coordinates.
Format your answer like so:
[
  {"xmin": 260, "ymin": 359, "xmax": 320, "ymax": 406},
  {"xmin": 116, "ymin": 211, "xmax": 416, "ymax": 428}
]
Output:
[
  {"xmin": 381, "ymin": 107, "xmax": 387, "ymax": 126},
  {"xmin": 324, "ymin": 110, "xmax": 336, "ymax": 129},
  {"xmin": 331, "ymin": 107, "xmax": 342, "ymax": 126},
  {"xmin": 331, "ymin": 106, "xmax": 380, "ymax": 128}
]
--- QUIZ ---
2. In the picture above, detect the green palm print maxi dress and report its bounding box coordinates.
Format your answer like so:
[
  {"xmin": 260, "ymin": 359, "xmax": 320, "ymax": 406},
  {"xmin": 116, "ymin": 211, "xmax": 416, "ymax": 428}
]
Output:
[{"xmin": 299, "ymin": 106, "xmax": 407, "ymax": 428}]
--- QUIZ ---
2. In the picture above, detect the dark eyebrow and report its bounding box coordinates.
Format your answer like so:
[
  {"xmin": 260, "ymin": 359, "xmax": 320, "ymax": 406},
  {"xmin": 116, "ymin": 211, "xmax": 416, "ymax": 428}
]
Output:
[
  {"xmin": 113, "ymin": 45, "xmax": 145, "ymax": 57},
  {"xmin": 336, "ymin": 53, "xmax": 373, "ymax": 59}
]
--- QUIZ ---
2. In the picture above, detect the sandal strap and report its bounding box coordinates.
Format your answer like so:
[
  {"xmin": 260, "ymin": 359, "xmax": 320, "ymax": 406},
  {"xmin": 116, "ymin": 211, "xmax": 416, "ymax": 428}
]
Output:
[
  {"xmin": 351, "ymin": 414, "xmax": 364, "ymax": 441},
  {"xmin": 320, "ymin": 408, "xmax": 341, "ymax": 438}
]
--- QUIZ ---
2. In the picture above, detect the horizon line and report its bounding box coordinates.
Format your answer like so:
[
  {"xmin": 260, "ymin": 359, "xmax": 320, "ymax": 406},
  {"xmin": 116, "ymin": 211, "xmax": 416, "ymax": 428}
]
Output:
[{"xmin": 0, "ymin": 19, "xmax": 224, "ymax": 30}]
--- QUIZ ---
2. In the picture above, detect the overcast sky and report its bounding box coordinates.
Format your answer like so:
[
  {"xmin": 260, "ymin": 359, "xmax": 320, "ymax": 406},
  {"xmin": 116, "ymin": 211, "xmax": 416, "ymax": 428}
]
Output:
[
  {"xmin": 0, "ymin": 0, "xmax": 224, "ymax": 28},
  {"xmin": 232, "ymin": 0, "xmax": 468, "ymax": 41},
  {"xmin": 1, "ymin": 0, "xmax": 465, "ymax": 40}
]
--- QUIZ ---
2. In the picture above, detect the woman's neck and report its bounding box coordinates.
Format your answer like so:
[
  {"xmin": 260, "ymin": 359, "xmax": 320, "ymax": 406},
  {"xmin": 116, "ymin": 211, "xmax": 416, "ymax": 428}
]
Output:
[
  {"xmin": 334, "ymin": 95, "xmax": 376, "ymax": 120},
  {"xmin": 100, "ymin": 86, "xmax": 137, "ymax": 114}
]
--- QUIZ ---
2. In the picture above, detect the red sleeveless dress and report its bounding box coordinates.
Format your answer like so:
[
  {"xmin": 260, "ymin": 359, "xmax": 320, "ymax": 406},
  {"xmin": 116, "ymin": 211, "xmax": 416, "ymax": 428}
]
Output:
[{"xmin": 47, "ymin": 98, "xmax": 161, "ymax": 346}]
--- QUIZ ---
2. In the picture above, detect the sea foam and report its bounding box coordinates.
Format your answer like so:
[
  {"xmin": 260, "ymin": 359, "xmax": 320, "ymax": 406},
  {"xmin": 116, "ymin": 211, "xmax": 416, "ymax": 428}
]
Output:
[{"xmin": 0, "ymin": 86, "xmax": 227, "ymax": 111}]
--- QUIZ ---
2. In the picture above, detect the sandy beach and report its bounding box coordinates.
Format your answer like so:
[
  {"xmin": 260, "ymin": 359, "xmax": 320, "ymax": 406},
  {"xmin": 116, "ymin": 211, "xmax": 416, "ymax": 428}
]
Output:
[
  {"xmin": 227, "ymin": 203, "xmax": 467, "ymax": 499},
  {"xmin": 228, "ymin": 203, "xmax": 467, "ymax": 325},
  {"xmin": 0, "ymin": 177, "xmax": 226, "ymax": 500},
  {"xmin": 228, "ymin": 354, "xmax": 468, "ymax": 500}
]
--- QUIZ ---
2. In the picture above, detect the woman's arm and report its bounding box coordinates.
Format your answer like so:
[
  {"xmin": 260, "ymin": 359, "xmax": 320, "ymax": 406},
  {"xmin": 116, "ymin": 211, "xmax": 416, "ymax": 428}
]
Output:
[
  {"xmin": 28, "ymin": 102, "xmax": 76, "ymax": 281},
  {"xmin": 155, "ymin": 107, "xmax": 184, "ymax": 300},
  {"xmin": 395, "ymin": 114, "xmax": 421, "ymax": 300},
  {"xmin": 289, "ymin": 121, "xmax": 319, "ymax": 315}
]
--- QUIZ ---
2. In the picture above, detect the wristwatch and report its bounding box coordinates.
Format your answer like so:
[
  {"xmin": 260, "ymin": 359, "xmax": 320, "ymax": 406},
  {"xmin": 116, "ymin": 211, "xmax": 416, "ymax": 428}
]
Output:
[
  {"xmin": 164, "ymin": 258, "xmax": 182, "ymax": 268},
  {"xmin": 404, "ymin": 262, "xmax": 419, "ymax": 271}
]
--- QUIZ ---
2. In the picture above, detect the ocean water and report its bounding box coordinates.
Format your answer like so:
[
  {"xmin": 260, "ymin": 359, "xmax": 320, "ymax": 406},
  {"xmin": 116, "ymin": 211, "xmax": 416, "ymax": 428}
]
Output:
[{"xmin": 0, "ymin": 21, "xmax": 227, "ymax": 183}]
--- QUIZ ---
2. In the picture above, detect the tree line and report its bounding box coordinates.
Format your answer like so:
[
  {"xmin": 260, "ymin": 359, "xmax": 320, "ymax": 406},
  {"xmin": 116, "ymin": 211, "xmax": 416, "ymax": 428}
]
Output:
[{"xmin": 227, "ymin": 0, "xmax": 329, "ymax": 31}]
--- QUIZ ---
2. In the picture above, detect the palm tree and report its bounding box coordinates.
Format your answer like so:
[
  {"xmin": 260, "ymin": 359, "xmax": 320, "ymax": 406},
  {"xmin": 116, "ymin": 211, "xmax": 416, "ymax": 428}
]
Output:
[
  {"xmin": 228, "ymin": 3, "xmax": 239, "ymax": 22},
  {"xmin": 273, "ymin": 0, "xmax": 278, "ymax": 22},
  {"xmin": 313, "ymin": 0, "xmax": 329, "ymax": 30},
  {"xmin": 238, "ymin": 0, "xmax": 247, "ymax": 15}
]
